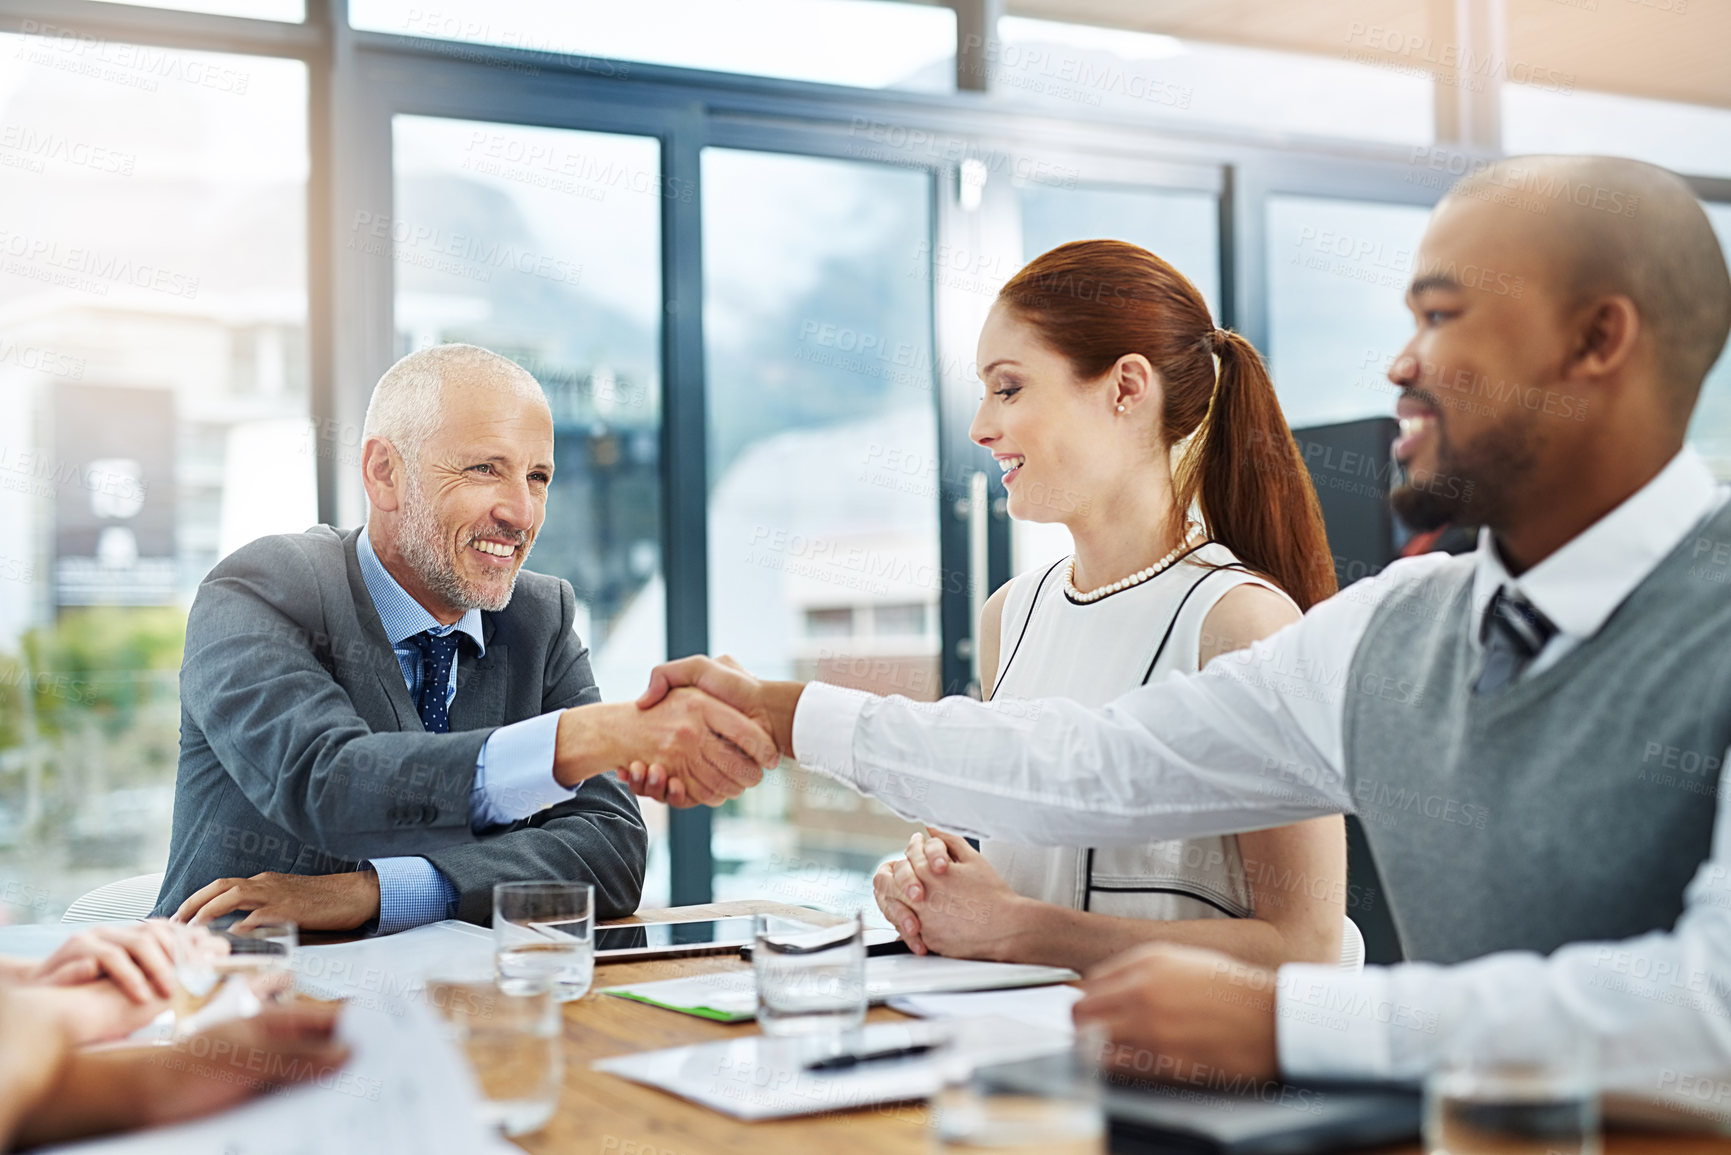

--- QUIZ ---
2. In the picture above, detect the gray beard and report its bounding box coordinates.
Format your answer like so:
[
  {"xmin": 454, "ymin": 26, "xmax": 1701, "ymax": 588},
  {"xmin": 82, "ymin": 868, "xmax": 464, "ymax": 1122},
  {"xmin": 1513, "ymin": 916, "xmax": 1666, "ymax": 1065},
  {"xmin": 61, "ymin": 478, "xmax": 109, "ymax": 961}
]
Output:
[{"xmin": 397, "ymin": 476, "xmax": 519, "ymax": 613}]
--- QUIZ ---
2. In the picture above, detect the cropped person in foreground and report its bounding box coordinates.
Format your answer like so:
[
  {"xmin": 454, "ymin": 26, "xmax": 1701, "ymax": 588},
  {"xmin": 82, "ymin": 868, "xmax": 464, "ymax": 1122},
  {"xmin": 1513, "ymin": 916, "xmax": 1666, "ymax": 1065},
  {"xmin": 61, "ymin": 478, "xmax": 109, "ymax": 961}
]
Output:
[
  {"xmin": 0, "ymin": 920, "xmax": 226, "ymax": 1044},
  {"xmin": 0, "ymin": 982, "xmax": 347, "ymax": 1150}
]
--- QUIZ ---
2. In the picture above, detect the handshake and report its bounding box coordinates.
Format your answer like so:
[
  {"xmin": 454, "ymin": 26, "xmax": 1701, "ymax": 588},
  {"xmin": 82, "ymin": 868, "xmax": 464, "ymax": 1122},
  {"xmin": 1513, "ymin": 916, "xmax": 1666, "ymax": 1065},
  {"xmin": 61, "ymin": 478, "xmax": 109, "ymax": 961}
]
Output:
[{"xmin": 551, "ymin": 656, "xmax": 807, "ymax": 808}]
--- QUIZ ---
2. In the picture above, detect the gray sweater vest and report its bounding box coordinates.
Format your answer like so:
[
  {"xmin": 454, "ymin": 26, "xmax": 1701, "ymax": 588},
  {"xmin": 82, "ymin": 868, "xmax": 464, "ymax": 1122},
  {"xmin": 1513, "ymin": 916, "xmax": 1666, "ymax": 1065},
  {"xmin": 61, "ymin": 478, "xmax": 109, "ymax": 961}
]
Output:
[{"xmin": 1343, "ymin": 501, "xmax": 1731, "ymax": 964}]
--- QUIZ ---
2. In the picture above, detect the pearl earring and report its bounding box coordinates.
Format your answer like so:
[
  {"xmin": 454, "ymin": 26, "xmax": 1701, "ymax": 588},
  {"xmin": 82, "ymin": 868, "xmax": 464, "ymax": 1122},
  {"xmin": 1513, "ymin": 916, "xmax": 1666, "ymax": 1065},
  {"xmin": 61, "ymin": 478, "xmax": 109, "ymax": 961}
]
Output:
[{"xmin": 1116, "ymin": 404, "xmax": 1126, "ymax": 414}]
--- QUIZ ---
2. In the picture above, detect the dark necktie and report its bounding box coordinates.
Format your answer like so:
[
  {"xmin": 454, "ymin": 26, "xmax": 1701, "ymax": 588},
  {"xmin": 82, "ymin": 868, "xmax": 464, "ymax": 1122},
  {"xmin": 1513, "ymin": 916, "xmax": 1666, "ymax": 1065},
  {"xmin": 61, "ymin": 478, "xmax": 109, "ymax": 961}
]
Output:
[
  {"xmin": 1474, "ymin": 586, "xmax": 1558, "ymax": 695},
  {"xmin": 408, "ymin": 630, "xmax": 463, "ymax": 733}
]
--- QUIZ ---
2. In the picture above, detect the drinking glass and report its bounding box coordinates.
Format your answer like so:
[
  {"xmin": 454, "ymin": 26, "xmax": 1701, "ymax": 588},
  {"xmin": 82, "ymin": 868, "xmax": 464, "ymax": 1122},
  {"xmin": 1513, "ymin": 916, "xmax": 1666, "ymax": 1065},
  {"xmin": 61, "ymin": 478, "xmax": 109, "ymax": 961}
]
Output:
[
  {"xmin": 427, "ymin": 977, "xmax": 561, "ymax": 1137},
  {"xmin": 753, "ymin": 911, "xmax": 866, "ymax": 1037},
  {"xmin": 931, "ymin": 1028, "xmax": 1106, "ymax": 1154},
  {"xmin": 1424, "ymin": 1003, "xmax": 1600, "ymax": 1155},
  {"xmin": 493, "ymin": 881, "xmax": 594, "ymax": 1002},
  {"xmin": 171, "ymin": 920, "xmax": 297, "ymax": 1037}
]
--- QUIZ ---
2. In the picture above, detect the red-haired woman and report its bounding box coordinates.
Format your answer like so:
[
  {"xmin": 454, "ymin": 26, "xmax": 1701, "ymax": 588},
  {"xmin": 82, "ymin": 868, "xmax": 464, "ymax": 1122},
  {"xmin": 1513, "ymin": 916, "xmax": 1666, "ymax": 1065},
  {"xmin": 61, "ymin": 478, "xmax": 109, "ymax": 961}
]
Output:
[{"xmin": 873, "ymin": 240, "xmax": 1347, "ymax": 971}]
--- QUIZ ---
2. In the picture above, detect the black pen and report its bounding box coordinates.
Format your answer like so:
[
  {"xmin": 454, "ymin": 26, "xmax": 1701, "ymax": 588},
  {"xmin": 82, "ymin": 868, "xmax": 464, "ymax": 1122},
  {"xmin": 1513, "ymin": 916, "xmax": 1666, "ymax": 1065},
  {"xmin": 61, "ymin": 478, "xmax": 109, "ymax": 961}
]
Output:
[{"xmin": 803, "ymin": 1043, "xmax": 937, "ymax": 1072}]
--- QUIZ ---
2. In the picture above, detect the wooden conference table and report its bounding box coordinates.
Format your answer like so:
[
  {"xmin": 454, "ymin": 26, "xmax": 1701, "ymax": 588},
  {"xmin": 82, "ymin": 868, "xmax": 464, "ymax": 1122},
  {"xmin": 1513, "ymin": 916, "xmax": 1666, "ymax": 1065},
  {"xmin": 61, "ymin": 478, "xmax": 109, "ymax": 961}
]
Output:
[{"xmin": 502, "ymin": 900, "xmax": 1731, "ymax": 1155}]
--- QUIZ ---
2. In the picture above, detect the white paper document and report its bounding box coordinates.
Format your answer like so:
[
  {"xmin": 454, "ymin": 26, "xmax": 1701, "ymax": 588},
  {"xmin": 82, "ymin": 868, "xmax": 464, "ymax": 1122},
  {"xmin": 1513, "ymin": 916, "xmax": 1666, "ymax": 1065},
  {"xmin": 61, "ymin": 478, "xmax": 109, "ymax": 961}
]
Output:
[
  {"xmin": 594, "ymin": 1014, "xmax": 1072, "ymax": 1121},
  {"xmin": 293, "ymin": 919, "xmax": 495, "ymax": 1003},
  {"xmin": 40, "ymin": 997, "xmax": 493, "ymax": 1155},
  {"xmin": 601, "ymin": 954, "xmax": 1078, "ymax": 1021},
  {"xmin": 887, "ymin": 984, "xmax": 1084, "ymax": 1036}
]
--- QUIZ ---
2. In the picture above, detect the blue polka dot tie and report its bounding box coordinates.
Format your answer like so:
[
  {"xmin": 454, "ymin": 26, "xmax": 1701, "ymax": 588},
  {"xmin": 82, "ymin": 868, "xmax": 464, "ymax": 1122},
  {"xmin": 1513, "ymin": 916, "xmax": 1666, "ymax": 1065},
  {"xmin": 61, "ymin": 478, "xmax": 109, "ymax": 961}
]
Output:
[{"xmin": 409, "ymin": 630, "xmax": 463, "ymax": 734}]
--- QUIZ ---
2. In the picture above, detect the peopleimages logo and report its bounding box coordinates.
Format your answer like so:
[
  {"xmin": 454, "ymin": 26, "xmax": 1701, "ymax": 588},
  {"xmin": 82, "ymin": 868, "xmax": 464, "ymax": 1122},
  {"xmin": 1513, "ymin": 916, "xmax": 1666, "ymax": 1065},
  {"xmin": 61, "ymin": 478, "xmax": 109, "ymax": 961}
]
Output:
[
  {"xmin": 460, "ymin": 130, "xmax": 692, "ymax": 202},
  {"xmin": 1342, "ymin": 23, "xmax": 1575, "ymax": 94},
  {"xmin": 18, "ymin": 21, "xmax": 251, "ymax": 95},
  {"xmin": 0, "ymin": 339, "xmax": 85, "ymax": 379},
  {"xmin": 956, "ymin": 35, "xmax": 1194, "ymax": 109},
  {"xmin": 846, "ymin": 121, "xmax": 1079, "ymax": 189},
  {"xmin": 0, "ymin": 229, "xmax": 200, "ymax": 299},
  {"xmin": 346, "ymin": 212, "xmax": 582, "ymax": 286},
  {"xmin": 0, "ymin": 124, "xmax": 135, "ymax": 176},
  {"xmin": 743, "ymin": 525, "xmax": 967, "ymax": 597},
  {"xmin": 0, "ymin": 447, "xmax": 148, "ymax": 503}
]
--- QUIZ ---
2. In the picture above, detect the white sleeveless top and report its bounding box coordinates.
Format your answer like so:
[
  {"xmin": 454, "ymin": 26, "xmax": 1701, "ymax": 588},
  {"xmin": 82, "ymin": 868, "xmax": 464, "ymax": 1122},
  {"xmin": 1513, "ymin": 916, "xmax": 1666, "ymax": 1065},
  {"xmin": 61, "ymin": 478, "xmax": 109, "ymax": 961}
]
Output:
[{"xmin": 985, "ymin": 541, "xmax": 1296, "ymax": 922}]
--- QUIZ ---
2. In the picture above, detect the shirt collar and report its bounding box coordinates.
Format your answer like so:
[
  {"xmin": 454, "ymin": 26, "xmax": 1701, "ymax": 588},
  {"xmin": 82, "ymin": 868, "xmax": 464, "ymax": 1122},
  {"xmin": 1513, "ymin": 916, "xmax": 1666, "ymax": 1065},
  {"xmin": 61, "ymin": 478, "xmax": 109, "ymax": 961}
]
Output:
[
  {"xmin": 356, "ymin": 528, "xmax": 486, "ymax": 655},
  {"xmin": 1471, "ymin": 446, "xmax": 1724, "ymax": 642}
]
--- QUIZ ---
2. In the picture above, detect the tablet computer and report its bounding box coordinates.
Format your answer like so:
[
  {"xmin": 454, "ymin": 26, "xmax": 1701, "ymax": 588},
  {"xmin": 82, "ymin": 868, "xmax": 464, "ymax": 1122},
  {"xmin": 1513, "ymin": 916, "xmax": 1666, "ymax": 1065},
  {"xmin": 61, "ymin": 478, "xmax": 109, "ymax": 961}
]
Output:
[{"xmin": 594, "ymin": 916, "xmax": 781, "ymax": 962}]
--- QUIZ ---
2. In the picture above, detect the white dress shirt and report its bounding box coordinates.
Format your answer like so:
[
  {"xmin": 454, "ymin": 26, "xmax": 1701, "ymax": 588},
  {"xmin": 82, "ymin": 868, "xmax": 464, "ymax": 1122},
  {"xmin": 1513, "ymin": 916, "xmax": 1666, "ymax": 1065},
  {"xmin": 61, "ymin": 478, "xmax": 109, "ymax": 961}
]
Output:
[{"xmin": 792, "ymin": 448, "xmax": 1731, "ymax": 1091}]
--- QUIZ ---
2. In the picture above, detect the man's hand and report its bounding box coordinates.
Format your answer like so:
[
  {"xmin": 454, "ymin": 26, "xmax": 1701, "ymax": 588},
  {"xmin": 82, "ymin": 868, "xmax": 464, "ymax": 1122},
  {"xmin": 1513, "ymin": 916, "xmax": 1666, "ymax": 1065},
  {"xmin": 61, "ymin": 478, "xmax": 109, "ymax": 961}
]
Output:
[
  {"xmin": 609, "ymin": 687, "xmax": 776, "ymax": 808},
  {"xmin": 623, "ymin": 655, "xmax": 804, "ymax": 805},
  {"xmin": 873, "ymin": 829, "xmax": 1026, "ymax": 960},
  {"xmin": 1074, "ymin": 943, "xmax": 1280, "ymax": 1084},
  {"xmin": 15, "ymin": 1003, "xmax": 349, "ymax": 1149},
  {"xmin": 634, "ymin": 655, "xmax": 803, "ymax": 756},
  {"xmin": 174, "ymin": 869, "xmax": 381, "ymax": 932}
]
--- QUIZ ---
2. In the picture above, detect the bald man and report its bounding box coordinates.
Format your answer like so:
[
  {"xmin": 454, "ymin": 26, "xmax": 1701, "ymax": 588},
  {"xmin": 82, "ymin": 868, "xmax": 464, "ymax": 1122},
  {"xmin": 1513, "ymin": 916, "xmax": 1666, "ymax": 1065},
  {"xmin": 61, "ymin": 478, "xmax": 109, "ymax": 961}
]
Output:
[
  {"xmin": 634, "ymin": 157, "xmax": 1731, "ymax": 1093},
  {"xmin": 155, "ymin": 345, "xmax": 775, "ymax": 933}
]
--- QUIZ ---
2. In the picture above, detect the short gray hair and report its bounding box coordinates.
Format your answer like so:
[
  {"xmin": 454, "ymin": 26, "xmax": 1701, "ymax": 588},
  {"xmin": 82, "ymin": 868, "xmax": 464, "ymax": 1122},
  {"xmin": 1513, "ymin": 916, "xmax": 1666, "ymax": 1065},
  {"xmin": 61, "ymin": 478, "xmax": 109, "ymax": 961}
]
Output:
[{"xmin": 362, "ymin": 343, "xmax": 544, "ymax": 465}]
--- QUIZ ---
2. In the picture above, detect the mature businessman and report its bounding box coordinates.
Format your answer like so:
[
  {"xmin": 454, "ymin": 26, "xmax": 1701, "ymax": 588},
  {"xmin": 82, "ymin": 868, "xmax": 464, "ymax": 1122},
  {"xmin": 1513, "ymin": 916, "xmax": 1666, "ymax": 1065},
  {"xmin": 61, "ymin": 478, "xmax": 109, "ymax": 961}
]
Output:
[
  {"xmin": 155, "ymin": 344, "xmax": 777, "ymax": 932},
  {"xmin": 628, "ymin": 156, "xmax": 1731, "ymax": 1094}
]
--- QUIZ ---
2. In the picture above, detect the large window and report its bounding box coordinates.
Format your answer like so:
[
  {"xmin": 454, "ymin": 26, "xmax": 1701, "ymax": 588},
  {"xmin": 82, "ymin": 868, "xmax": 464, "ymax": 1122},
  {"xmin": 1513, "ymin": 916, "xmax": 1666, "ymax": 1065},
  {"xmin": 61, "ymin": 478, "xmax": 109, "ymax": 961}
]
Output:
[
  {"xmin": 1504, "ymin": 86, "xmax": 1731, "ymax": 181},
  {"xmin": 702, "ymin": 148, "xmax": 937, "ymax": 909},
  {"xmin": 1265, "ymin": 195, "xmax": 1432, "ymax": 429},
  {"xmin": 389, "ymin": 115, "xmax": 672, "ymax": 899},
  {"xmin": 0, "ymin": 32, "xmax": 309, "ymax": 922}
]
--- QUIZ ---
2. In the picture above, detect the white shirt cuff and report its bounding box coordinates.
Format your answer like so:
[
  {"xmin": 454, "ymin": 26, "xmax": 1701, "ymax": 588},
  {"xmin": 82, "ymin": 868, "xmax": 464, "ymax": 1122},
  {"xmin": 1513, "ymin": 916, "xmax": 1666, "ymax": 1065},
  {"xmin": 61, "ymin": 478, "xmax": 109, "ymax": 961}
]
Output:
[
  {"xmin": 1276, "ymin": 963, "xmax": 1396, "ymax": 1081},
  {"xmin": 472, "ymin": 711, "xmax": 568, "ymax": 829},
  {"xmin": 791, "ymin": 682, "xmax": 874, "ymax": 783}
]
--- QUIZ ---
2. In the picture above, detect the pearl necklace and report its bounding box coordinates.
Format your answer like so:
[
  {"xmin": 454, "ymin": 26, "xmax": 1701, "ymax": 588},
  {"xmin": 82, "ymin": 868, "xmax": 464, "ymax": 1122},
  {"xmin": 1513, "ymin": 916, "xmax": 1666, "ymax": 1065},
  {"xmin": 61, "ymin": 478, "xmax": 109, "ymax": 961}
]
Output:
[{"xmin": 1064, "ymin": 528, "xmax": 1202, "ymax": 604}]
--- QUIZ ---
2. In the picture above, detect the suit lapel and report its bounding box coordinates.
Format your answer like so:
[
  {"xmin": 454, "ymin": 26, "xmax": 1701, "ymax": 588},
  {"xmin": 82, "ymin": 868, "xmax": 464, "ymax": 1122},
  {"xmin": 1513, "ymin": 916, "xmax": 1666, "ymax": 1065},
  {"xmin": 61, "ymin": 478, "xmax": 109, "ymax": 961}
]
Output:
[
  {"xmin": 450, "ymin": 640, "xmax": 507, "ymax": 731},
  {"xmin": 377, "ymin": 668, "xmax": 421, "ymax": 733},
  {"xmin": 338, "ymin": 528, "xmax": 508, "ymax": 733},
  {"xmin": 339, "ymin": 526, "xmax": 424, "ymax": 733}
]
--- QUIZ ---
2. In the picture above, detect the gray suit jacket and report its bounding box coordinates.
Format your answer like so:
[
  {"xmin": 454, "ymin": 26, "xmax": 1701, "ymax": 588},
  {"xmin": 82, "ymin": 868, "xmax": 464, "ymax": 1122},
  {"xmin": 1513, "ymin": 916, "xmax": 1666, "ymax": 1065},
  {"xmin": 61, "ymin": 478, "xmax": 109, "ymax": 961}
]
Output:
[{"xmin": 153, "ymin": 525, "xmax": 647, "ymax": 924}]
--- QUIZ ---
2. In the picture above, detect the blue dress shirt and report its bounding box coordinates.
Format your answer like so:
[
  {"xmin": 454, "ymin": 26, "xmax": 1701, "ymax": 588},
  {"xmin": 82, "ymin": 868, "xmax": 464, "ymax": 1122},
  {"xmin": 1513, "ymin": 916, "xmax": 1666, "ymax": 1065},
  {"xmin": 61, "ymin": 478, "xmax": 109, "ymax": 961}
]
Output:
[{"xmin": 356, "ymin": 531, "xmax": 569, "ymax": 934}]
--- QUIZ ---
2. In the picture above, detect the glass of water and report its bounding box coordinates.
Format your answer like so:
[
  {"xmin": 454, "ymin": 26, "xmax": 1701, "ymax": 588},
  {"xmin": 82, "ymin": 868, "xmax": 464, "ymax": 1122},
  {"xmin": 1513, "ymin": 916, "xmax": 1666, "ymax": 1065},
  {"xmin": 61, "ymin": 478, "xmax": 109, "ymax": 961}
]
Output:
[
  {"xmin": 493, "ymin": 881, "xmax": 594, "ymax": 1002},
  {"xmin": 753, "ymin": 911, "xmax": 866, "ymax": 1037},
  {"xmin": 1424, "ymin": 1003, "xmax": 1600, "ymax": 1155},
  {"xmin": 427, "ymin": 977, "xmax": 561, "ymax": 1137},
  {"xmin": 171, "ymin": 920, "xmax": 297, "ymax": 1037},
  {"xmin": 933, "ymin": 1028, "xmax": 1106, "ymax": 1154}
]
